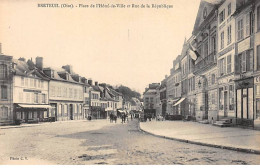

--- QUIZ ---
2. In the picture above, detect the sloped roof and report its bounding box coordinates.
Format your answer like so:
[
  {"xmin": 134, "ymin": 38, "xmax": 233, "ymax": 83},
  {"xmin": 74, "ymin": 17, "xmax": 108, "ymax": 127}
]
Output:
[{"xmin": 13, "ymin": 59, "xmax": 49, "ymax": 80}]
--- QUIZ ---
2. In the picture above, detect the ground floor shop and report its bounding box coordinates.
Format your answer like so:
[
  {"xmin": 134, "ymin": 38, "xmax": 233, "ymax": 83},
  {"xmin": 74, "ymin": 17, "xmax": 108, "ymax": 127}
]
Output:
[
  {"xmin": 235, "ymin": 78, "xmax": 254, "ymax": 127},
  {"xmin": 14, "ymin": 104, "xmax": 51, "ymax": 123},
  {"xmin": 254, "ymin": 76, "xmax": 260, "ymax": 129},
  {"xmin": 218, "ymin": 82, "xmax": 236, "ymax": 124}
]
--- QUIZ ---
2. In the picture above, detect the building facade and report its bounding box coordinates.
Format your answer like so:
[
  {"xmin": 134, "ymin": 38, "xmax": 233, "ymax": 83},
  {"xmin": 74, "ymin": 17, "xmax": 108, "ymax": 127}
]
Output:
[{"xmin": 0, "ymin": 55, "xmax": 13, "ymax": 125}]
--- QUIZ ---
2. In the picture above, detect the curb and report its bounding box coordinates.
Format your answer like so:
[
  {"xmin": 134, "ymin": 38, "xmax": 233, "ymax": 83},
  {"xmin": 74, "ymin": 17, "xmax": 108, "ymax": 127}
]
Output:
[{"xmin": 139, "ymin": 126, "xmax": 260, "ymax": 155}]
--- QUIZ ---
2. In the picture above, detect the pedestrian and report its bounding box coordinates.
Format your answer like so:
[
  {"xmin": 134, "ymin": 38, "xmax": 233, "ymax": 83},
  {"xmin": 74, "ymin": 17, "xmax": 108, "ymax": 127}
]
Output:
[{"xmin": 121, "ymin": 113, "xmax": 124, "ymax": 124}]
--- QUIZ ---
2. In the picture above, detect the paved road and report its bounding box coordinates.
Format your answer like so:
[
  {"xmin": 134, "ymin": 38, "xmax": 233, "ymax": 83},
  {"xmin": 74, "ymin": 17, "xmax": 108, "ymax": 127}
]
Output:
[{"xmin": 0, "ymin": 119, "xmax": 259, "ymax": 165}]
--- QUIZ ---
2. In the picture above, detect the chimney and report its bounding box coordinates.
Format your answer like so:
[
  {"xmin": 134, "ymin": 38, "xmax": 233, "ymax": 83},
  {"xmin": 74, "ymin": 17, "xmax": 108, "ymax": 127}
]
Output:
[
  {"xmin": 88, "ymin": 79, "xmax": 93, "ymax": 85},
  {"xmin": 95, "ymin": 81, "xmax": 98, "ymax": 86},
  {"xmin": 35, "ymin": 56, "xmax": 43, "ymax": 70},
  {"xmin": 62, "ymin": 65, "xmax": 73, "ymax": 74}
]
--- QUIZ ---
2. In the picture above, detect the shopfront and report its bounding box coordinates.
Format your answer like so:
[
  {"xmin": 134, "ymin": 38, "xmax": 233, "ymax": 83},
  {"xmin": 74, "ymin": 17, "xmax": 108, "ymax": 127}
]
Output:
[
  {"xmin": 254, "ymin": 76, "xmax": 260, "ymax": 129},
  {"xmin": 235, "ymin": 77, "xmax": 254, "ymax": 127},
  {"xmin": 14, "ymin": 104, "xmax": 51, "ymax": 123}
]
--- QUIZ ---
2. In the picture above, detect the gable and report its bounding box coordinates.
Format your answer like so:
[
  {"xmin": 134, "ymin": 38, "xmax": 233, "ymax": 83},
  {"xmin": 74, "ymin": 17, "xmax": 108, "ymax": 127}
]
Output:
[{"xmin": 193, "ymin": 0, "xmax": 217, "ymax": 35}]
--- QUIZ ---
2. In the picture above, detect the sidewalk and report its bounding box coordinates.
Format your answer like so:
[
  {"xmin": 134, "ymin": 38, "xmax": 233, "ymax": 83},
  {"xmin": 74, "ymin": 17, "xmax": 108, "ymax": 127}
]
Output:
[{"xmin": 140, "ymin": 120, "xmax": 260, "ymax": 154}]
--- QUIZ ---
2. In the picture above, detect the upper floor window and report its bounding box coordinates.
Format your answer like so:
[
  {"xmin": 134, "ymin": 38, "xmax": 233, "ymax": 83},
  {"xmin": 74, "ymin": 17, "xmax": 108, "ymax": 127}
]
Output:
[
  {"xmin": 220, "ymin": 32, "xmax": 224, "ymax": 49},
  {"xmin": 204, "ymin": 41, "xmax": 208, "ymax": 58},
  {"xmin": 211, "ymin": 74, "xmax": 216, "ymax": 85},
  {"xmin": 211, "ymin": 36, "xmax": 216, "ymax": 53},
  {"xmin": 227, "ymin": 55, "xmax": 232, "ymax": 73},
  {"xmin": 21, "ymin": 77, "xmax": 24, "ymax": 86},
  {"xmin": 0, "ymin": 64, "xmax": 7, "ymax": 79},
  {"xmin": 0, "ymin": 106, "xmax": 8, "ymax": 118},
  {"xmin": 227, "ymin": 25, "xmax": 232, "ymax": 45},
  {"xmin": 237, "ymin": 18, "xmax": 244, "ymax": 41},
  {"xmin": 257, "ymin": 45, "xmax": 260, "ymax": 70},
  {"xmin": 228, "ymin": 3, "xmax": 231, "ymax": 16},
  {"xmin": 219, "ymin": 9, "xmax": 225, "ymax": 24},
  {"xmin": 1, "ymin": 85, "xmax": 7, "ymax": 99},
  {"xmin": 257, "ymin": 5, "xmax": 260, "ymax": 31}
]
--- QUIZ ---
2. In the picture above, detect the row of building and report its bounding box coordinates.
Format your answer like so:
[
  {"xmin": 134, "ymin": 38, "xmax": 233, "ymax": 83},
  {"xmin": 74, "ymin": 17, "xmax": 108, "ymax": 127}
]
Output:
[
  {"xmin": 143, "ymin": 0, "xmax": 260, "ymax": 128},
  {"xmin": 0, "ymin": 55, "xmax": 142, "ymax": 125}
]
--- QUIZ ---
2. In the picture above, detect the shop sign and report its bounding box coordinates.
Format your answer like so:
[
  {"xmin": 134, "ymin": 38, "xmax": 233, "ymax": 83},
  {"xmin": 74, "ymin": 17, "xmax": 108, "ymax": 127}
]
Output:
[{"xmin": 23, "ymin": 89, "xmax": 41, "ymax": 93}]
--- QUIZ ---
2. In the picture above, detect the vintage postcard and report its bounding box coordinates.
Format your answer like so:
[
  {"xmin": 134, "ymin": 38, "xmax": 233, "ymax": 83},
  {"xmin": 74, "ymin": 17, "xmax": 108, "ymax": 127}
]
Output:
[{"xmin": 0, "ymin": 0, "xmax": 260, "ymax": 165}]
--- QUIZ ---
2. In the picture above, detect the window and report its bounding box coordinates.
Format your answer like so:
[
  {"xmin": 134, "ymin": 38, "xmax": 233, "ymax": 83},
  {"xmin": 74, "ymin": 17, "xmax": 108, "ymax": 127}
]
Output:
[
  {"xmin": 41, "ymin": 81, "xmax": 43, "ymax": 88},
  {"xmin": 42, "ymin": 94, "xmax": 46, "ymax": 104},
  {"xmin": 34, "ymin": 93, "xmax": 38, "ymax": 103},
  {"xmin": 237, "ymin": 18, "xmax": 244, "ymax": 41},
  {"xmin": 26, "ymin": 93, "xmax": 30, "ymax": 102},
  {"xmin": 219, "ymin": 88, "xmax": 223, "ymax": 110},
  {"xmin": 227, "ymin": 25, "xmax": 232, "ymax": 44},
  {"xmin": 19, "ymin": 92, "xmax": 23, "ymax": 102},
  {"xmin": 57, "ymin": 87, "xmax": 61, "ymax": 97},
  {"xmin": 257, "ymin": 5, "xmax": 260, "ymax": 31},
  {"xmin": 38, "ymin": 93, "xmax": 42, "ymax": 103},
  {"xmin": 34, "ymin": 79, "xmax": 36, "ymax": 87},
  {"xmin": 258, "ymin": 45, "xmax": 260, "ymax": 70},
  {"xmin": 1, "ymin": 85, "xmax": 7, "ymax": 99},
  {"xmin": 21, "ymin": 77, "xmax": 24, "ymax": 86},
  {"xmin": 227, "ymin": 55, "xmax": 231, "ymax": 73},
  {"xmin": 228, "ymin": 3, "xmax": 231, "ymax": 16},
  {"xmin": 211, "ymin": 74, "xmax": 215, "ymax": 85},
  {"xmin": 204, "ymin": 41, "xmax": 208, "ymax": 58},
  {"xmin": 219, "ymin": 10, "xmax": 225, "ymax": 23},
  {"xmin": 229, "ymin": 85, "xmax": 234, "ymax": 110},
  {"xmin": 247, "ymin": 49, "xmax": 253, "ymax": 71},
  {"xmin": 240, "ymin": 52, "xmax": 246, "ymax": 72},
  {"xmin": 1, "ymin": 106, "xmax": 8, "ymax": 118},
  {"xmin": 220, "ymin": 32, "xmax": 224, "ymax": 49},
  {"xmin": 0, "ymin": 64, "xmax": 7, "ymax": 79},
  {"xmin": 31, "ymin": 93, "xmax": 34, "ymax": 103},
  {"xmin": 211, "ymin": 36, "xmax": 216, "ymax": 53},
  {"xmin": 219, "ymin": 58, "xmax": 226, "ymax": 76},
  {"xmin": 69, "ymin": 88, "xmax": 72, "ymax": 98},
  {"xmin": 38, "ymin": 80, "xmax": 41, "ymax": 88},
  {"xmin": 30, "ymin": 78, "xmax": 33, "ymax": 87},
  {"xmin": 25, "ymin": 78, "xmax": 28, "ymax": 86},
  {"xmin": 246, "ymin": 13, "xmax": 250, "ymax": 36}
]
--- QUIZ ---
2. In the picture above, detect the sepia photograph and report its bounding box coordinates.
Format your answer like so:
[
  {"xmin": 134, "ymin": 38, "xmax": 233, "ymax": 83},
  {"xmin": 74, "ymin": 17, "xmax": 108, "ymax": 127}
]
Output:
[{"xmin": 0, "ymin": 0, "xmax": 260, "ymax": 165}]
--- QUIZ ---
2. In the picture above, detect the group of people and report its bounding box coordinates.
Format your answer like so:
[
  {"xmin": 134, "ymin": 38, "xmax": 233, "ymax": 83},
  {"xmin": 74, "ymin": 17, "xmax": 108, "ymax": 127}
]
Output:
[{"xmin": 109, "ymin": 113, "xmax": 129, "ymax": 124}]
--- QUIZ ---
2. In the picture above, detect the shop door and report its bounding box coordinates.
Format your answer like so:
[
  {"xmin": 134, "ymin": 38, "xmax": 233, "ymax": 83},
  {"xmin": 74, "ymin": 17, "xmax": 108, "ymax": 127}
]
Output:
[{"xmin": 224, "ymin": 91, "xmax": 228, "ymax": 117}]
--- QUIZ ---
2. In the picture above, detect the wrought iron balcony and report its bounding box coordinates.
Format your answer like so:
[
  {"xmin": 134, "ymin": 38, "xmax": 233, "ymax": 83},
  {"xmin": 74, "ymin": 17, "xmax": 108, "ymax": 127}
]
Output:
[{"xmin": 194, "ymin": 51, "xmax": 217, "ymax": 73}]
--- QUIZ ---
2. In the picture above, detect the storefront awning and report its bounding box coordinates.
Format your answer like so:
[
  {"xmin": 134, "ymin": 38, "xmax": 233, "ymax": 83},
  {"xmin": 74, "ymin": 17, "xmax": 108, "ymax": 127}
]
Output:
[
  {"xmin": 173, "ymin": 98, "xmax": 186, "ymax": 106},
  {"xmin": 18, "ymin": 104, "xmax": 52, "ymax": 109},
  {"xmin": 118, "ymin": 110, "xmax": 125, "ymax": 113}
]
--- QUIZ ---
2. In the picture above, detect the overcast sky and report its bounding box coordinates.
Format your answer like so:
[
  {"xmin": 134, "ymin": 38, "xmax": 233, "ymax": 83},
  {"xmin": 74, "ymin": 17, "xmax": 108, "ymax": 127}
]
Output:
[{"xmin": 0, "ymin": 0, "xmax": 200, "ymax": 94}]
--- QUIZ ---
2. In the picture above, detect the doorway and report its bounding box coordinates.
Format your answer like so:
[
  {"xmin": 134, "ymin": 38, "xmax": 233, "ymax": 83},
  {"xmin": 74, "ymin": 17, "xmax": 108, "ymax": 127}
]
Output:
[
  {"xmin": 224, "ymin": 91, "xmax": 228, "ymax": 117},
  {"xmin": 69, "ymin": 104, "xmax": 73, "ymax": 120}
]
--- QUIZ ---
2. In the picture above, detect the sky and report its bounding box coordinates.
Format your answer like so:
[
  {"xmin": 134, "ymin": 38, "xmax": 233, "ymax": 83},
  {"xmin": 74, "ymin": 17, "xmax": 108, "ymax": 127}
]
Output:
[{"xmin": 0, "ymin": 0, "xmax": 200, "ymax": 94}]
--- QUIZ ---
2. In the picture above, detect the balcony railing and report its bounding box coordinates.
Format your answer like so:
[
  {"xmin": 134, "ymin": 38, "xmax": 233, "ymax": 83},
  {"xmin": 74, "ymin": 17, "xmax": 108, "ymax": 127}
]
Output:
[{"xmin": 194, "ymin": 51, "xmax": 217, "ymax": 73}]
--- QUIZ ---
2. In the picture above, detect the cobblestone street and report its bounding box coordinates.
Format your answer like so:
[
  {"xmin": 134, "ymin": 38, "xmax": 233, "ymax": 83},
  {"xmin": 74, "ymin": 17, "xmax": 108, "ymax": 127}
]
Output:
[{"xmin": 0, "ymin": 119, "xmax": 260, "ymax": 165}]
